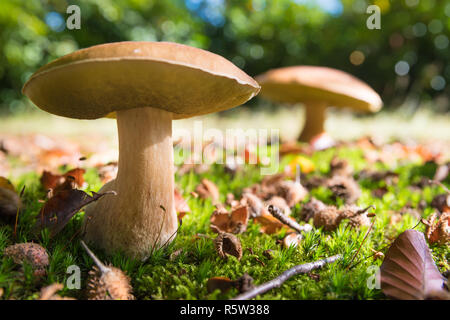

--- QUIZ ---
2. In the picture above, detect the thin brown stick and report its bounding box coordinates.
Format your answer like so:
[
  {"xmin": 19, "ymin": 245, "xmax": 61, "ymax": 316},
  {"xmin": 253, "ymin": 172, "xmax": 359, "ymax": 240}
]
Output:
[
  {"xmin": 268, "ymin": 205, "xmax": 312, "ymax": 233},
  {"xmin": 231, "ymin": 254, "xmax": 342, "ymax": 300},
  {"xmin": 345, "ymin": 218, "xmax": 376, "ymax": 270},
  {"xmin": 429, "ymin": 179, "xmax": 449, "ymax": 194},
  {"xmin": 13, "ymin": 185, "xmax": 25, "ymax": 239}
]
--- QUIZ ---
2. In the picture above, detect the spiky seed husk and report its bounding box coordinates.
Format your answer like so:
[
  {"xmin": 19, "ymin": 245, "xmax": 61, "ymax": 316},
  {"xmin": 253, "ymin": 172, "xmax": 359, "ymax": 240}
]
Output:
[
  {"xmin": 4, "ymin": 242, "xmax": 49, "ymax": 276},
  {"xmin": 313, "ymin": 206, "xmax": 342, "ymax": 231},
  {"xmin": 87, "ymin": 265, "xmax": 134, "ymax": 300},
  {"xmin": 327, "ymin": 176, "xmax": 361, "ymax": 204},
  {"xmin": 300, "ymin": 197, "xmax": 327, "ymax": 222}
]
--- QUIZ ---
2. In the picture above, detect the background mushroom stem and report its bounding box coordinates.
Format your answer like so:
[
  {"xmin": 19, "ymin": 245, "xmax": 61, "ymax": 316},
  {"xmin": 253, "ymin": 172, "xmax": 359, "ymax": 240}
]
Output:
[
  {"xmin": 83, "ymin": 107, "xmax": 178, "ymax": 259},
  {"xmin": 298, "ymin": 102, "xmax": 327, "ymax": 142}
]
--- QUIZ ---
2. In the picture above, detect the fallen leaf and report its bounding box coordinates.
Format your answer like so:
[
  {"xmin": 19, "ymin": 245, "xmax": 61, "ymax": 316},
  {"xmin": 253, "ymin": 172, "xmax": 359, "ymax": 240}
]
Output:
[
  {"xmin": 196, "ymin": 178, "xmax": 220, "ymax": 204},
  {"xmin": 174, "ymin": 188, "xmax": 190, "ymax": 220},
  {"xmin": 4, "ymin": 242, "xmax": 49, "ymax": 276},
  {"xmin": 35, "ymin": 186, "xmax": 116, "ymax": 237},
  {"xmin": 241, "ymin": 192, "xmax": 265, "ymax": 218},
  {"xmin": 39, "ymin": 283, "xmax": 75, "ymax": 300},
  {"xmin": 40, "ymin": 168, "xmax": 85, "ymax": 191},
  {"xmin": 254, "ymin": 212, "xmax": 286, "ymax": 234},
  {"xmin": 207, "ymin": 277, "xmax": 235, "ymax": 293},
  {"xmin": 380, "ymin": 229, "xmax": 448, "ymax": 300},
  {"xmin": 0, "ymin": 177, "xmax": 15, "ymax": 192},
  {"xmin": 422, "ymin": 212, "xmax": 450, "ymax": 245},
  {"xmin": 0, "ymin": 187, "xmax": 21, "ymax": 219},
  {"xmin": 288, "ymin": 155, "xmax": 315, "ymax": 174}
]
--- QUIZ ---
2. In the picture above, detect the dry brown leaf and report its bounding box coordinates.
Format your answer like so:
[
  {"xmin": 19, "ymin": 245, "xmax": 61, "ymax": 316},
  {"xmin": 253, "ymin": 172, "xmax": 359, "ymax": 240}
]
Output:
[
  {"xmin": 174, "ymin": 188, "xmax": 191, "ymax": 220},
  {"xmin": 207, "ymin": 277, "xmax": 235, "ymax": 293},
  {"xmin": 0, "ymin": 187, "xmax": 21, "ymax": 219},
  {"xmin": 422, "ymin": 212, "xmax": 450, "ymax": 245},
  {"xmin": 380, "ymin": 229, "xmax": 448, "ymax": 300},
  {"xmin": 4, "ymin": 242, "xmax": 49, "ymax": 276},
  {"xmin": 40, "ymin": 168, "xmax": 85, "ymax": 192},
  {"xmin": 196, "ymin": 178, "xmax": 220, "ymax": 204},
  {"xmin": 241, "ymin": 192, "xmax": 265, "ymax": 218},
  {"xmin": 35, "ymin": 183, "xmax": 115, "ymax": 237},
  {"xmin": 254, "ymin": 212, "xmax": 287, "ymax": 234},
  {"xmin": 0, "ymin": 177, "xmax": 15, "ymax": 192},
  {"xmin": 39, "ymin": 283, "xmax": 75, "ymax": 300}
]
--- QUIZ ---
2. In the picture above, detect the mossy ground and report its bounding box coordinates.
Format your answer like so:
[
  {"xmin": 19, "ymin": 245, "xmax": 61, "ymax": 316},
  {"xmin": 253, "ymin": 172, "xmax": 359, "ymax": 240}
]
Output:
[{"xmin": 0, "ymin": 144, "xmax": 449, "ymax": 300}]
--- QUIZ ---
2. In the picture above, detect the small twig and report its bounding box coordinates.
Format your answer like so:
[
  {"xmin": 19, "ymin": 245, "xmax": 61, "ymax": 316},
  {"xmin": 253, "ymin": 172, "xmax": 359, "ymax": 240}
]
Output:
[
  {"xmin": 346, "ymin": 218, "xmax": 376, "ymax": 270},
  {"xmin": 80, "ymin": 240, "xmax": 109, "ymax": 274},
  {"xmin": 429, "ymin": 179, "xmax": 450, "ymax": 194},
  {"xmin": 268, "ymin": 205, "xmax": 312, "ymax": 233},
  {"xmin": 232, "ymin": 254, "xmax": 342, "ymax": 300},
  {"xmin": 13, "ymin": 185, "xmax": 25, "ymax": 239}
]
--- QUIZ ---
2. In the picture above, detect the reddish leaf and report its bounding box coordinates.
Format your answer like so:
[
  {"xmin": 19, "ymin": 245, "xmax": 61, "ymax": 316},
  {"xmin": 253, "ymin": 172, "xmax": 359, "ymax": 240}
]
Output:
[
  {"xmin": 210, "ymin": 205, "xmax": 249, "ymax": 234},
  {"xmin": 174, "ymin": 188, "xmax": 190, "ymax": 220},
  {"xmin": 380, "ymin": 229, "xmax": 448, "ymax": 300},
  {"xmin": 196, "ymin": 178, "xmax": 220, "ymax": 204}
]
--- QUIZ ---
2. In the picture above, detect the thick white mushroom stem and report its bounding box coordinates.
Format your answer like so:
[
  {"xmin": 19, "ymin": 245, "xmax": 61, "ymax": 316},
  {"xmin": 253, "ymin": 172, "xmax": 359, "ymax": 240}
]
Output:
[
  {"xmin": 82, "ymin": 107, "xmax": 178, "ymax": 259},
  {"xmin": 298, "ymin": 102, "xmax": 327, "ymax": 142}
]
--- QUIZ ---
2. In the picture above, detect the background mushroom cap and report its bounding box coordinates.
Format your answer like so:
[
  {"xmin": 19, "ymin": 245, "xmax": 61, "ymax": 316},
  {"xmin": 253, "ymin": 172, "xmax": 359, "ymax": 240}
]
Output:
[
  {"xmin": 22, "ymin": 41, "xmax": 260, "ymax": 120},
  {"xmin": 256, "ymin": 66, "xmax": 382, "ymax": 112}
]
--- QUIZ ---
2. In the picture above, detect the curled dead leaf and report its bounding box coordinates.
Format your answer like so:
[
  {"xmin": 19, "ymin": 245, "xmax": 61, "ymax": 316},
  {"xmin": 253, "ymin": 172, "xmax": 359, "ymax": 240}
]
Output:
[
  {"xmin": 254, "ymin": 212, "xmax": 287, "ymax": 234},
  {"xmin": 0, "ymin": 187, "xmax": 21, "ymax": 219},
  {"xmin": 196, "ymin": 178, "xmax": 220, "ymax": 204},
  {"xmin": 380, "ymin": 229, "xmax": 448, "ymax": 300},
  {"xmin": 422, "ymin": 212, "xmax": 450, "ymax": 245},
  {"xmin": 210, "ymin": 205, "xmax": 249, "ymax": 234},
  {"xmin": 39, "ymin": 283, "xmax": 75, "ymax": 300},
  {"xmin": 35, "ymin": 185, "xmax": 116, "ymax": 237},
  {"xmin": 214, "ymin": 232, "xmax": 242, "ymax": 260}
]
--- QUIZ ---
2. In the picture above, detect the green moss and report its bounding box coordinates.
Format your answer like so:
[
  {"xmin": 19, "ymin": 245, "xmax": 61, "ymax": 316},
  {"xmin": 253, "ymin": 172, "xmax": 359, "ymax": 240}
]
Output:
[{"xmin": 0, "ymin": 145, "xmax": 448, "ymax": 300}]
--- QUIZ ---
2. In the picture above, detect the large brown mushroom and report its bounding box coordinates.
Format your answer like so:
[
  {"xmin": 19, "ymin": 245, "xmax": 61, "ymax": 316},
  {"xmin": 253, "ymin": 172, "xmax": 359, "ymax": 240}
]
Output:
[
  {"xmin": 23, "ymin": 41, "xmax": 260, "ymax": 259},
  {"xmin": 256, "ymin": 66, "xmax": 382, "ymax": 143}
]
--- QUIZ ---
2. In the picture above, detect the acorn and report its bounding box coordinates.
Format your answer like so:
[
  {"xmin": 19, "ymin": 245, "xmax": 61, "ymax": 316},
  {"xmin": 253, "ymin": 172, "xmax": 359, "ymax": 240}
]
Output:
[{"xmin": 80, "ymin": 241, "xmax": 134, "ymax": 300}]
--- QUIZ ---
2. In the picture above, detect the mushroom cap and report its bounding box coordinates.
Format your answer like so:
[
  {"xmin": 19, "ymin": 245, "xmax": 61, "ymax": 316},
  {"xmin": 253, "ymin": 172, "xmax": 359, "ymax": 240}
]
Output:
[
  {"xmin": 23, "ymin": 41, "xmax": 260, "ymax": 120},
  {"xmin": 256, "ymin": 66, "xmax": 382, "ymax": 112}
]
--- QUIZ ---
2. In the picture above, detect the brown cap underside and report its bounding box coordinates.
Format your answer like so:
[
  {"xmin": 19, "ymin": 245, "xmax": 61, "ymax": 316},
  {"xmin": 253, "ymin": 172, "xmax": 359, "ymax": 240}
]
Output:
[
  {"xmin": 22, "ymin": 41, "xmax": 260, "ymax": 120},
  {"xmin": 256, "ymin": 66, "xmax": 382, "ymax": 112}
]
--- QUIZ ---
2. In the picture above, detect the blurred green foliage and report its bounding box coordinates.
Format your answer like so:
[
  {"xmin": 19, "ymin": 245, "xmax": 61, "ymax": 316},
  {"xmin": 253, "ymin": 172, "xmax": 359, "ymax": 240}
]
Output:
[{"xmin": 0, "ymin": 0, "xmax": 449, "ymax": 114}]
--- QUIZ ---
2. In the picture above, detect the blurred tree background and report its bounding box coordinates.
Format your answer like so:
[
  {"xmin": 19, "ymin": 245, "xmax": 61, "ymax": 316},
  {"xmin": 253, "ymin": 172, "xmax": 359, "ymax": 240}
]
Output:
[{"xmin": 1, "ymin": 0, "xmax": 449, "ymax": 115}]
